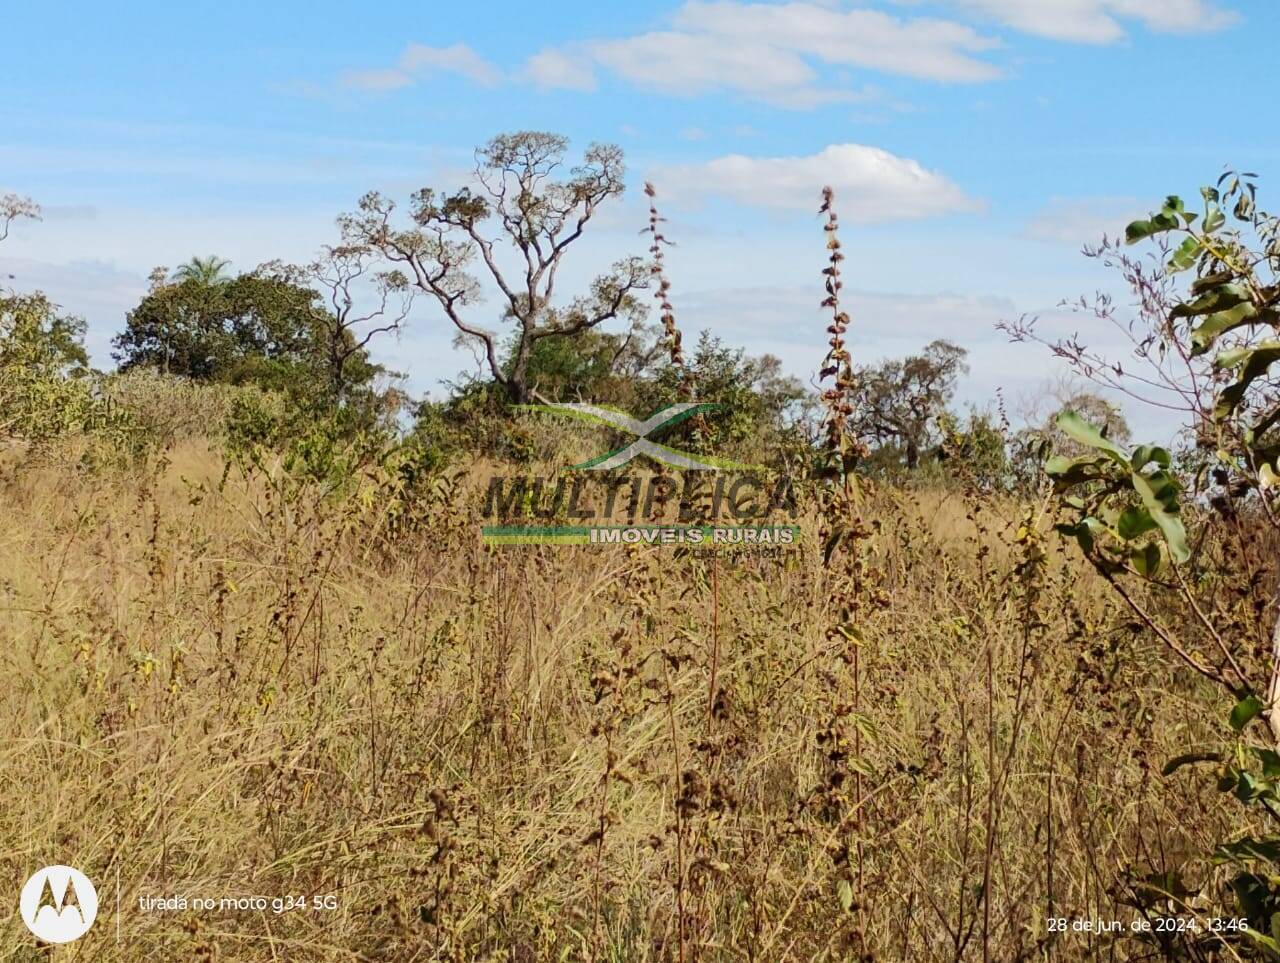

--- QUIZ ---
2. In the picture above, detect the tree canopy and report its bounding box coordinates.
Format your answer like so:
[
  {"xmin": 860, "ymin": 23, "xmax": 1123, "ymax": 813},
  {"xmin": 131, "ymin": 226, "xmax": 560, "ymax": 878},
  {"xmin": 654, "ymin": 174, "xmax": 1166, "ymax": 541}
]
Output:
[
  {"xmin": 112, "ymin": 270, "xmax": 385, "ymax": 399},
  {"xmin": 341, "ymin": 130, "xmax": 646, "ymax": 403},
  {"xmin": 850, "ymin": 338, "xmax": 969, "ymax": 469}
]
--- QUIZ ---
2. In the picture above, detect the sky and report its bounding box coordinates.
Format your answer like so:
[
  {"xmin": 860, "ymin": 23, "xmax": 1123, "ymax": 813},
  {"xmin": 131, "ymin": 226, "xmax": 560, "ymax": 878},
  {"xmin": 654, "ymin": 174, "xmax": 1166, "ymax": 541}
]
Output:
[{"xmin": 2, "ymin": 0, "xmax": 1276, "ymax": 438}]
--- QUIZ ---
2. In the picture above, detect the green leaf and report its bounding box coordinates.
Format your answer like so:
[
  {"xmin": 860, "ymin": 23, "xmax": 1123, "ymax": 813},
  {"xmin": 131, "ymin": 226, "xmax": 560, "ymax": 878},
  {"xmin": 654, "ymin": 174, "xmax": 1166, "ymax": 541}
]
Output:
[
  {"xmin": 1215, "ymin": 344, "xmax": 1256, "ymax": 369},
  {"xmin": 1203, "ymin": 207, "xmax": 1226, "ymax": 233},
  {"xmin": 1231, "ymin": 694, "xmax": 1265, "ymax": 732},
  {"xmin": 1214, "ymin": 837, "xmax": 1280, "ymax": 865},
  {"xmin": 1167, "ymin": 236, "xmax": 1202, "ymax": 273},
  {"xmin": 837, "ymin": 878, "xmax": 853, "ymax": 913},
  {"xmin": 1255, "ymin": 748, "xmax": 1280, "ymax": 778},
  {"xmin": 1130, "ymin": 542, "xmax": 1162, "ymax": 575},
  {"xmin": 1125, "ymin": 218, "xmax": 1155, "ymax": 244},
  {"xmin": 1232, "ymin": 872, "xmax": 1272, "ymax": 924},
  {"xmin": 1045, "ymin": 454, "xmax": 1106, "ymax": 485},
  {"xmin": 1130, "ymin": 445, "xmax": 1172, "ymax": 471},
  {"xmin": 1190, "ymin": 270, "xmax": 1234, "ymax": 295},
  {"xmin": 1215, "ymin": 341, "xmax": 1280, "ymax": 422},
  {"xmin": 1125, "ymin": 207, "xmax": 1185, "ymax": 244},
  {"xmin": 1242, "ymin": 928, "xmax": 1280, "ymax": 955},
  {"xmin": 1128, "ymin": 467, "xmax": 1190, "ymax": 564},
  {"xmin": 1171, "ymin": 281, "xmax": 1249, "ymax": 320},
  {"xmin": 1117, "ymin": 506, "xmax": 1157, "ymax": 540},
  {"xmin": 1235, "ymin": 770, "xmax": 1263, "ymax": 802},
  {"xmin": 1056, "ymin": 410, "xmax": 1127, "ymax": 463},
  {"xmin": 1190, "ymin": 302, "xmax": 1272, "ymax": 355}
]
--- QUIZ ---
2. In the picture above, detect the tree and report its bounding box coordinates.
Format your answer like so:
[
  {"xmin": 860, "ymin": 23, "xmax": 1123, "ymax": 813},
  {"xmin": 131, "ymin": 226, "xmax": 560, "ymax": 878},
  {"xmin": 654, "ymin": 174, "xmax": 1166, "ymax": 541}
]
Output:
[
  {"xmin": 936, "ymin": 410, "xmax": 1012, "ymax": 490},
  {"xmin": 638, "ymin": 331, "xmax": 808, "ymax": 455},
  {"xmin": 1, "ymin": 291, "xmax": 88, "ymax": 375},
  {"xmin": 500, "ymin": 323, "xmax": 660, "ymax": 404},
  {"xmin": 340, "ymin": 131, "xmax": 647, "ymax": 403},
  {"xmin": 0, "ymin": 291, "xmax": 111, "ymax": 444},
  {"xmin": 850, "ymin": 339, "xmax": 969, "ymax": 469},
  {"xmin": 172, "ymin": 255, "xmax": 232, "ymax": 286},
  {"xmin": 1, "ymin": 193, "xmax": 40, "ymax": 244},
  {"xmin": 259, "ymin": 244, "xmax": 413, "ymax": 400},
  {"xmin": 112, "ymin": 270, "xmax": 385, "ymax": 400}
]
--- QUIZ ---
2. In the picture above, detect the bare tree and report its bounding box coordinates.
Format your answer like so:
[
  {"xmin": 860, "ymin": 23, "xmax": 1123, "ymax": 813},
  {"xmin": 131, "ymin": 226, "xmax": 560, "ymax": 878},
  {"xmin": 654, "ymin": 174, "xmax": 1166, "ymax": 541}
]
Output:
[
  {"xmin": 260, "ymin": 245, "xmax": 413, "ymax": 399},
  {"xmin": 1, "ymin": 193, "xmax": 41, "ymax": 245},
  {"xmin": 340, "ymin": 131, "xmax": 647, "ymax": 403}
]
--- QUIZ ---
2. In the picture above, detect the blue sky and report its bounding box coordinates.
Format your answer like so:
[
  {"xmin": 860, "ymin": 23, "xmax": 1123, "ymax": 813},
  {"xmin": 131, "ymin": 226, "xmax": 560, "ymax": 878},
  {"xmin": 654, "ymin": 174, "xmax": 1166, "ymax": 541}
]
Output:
[{"xmin": 2, "ymin": 0, "xmax": 1275, "ymax": 436}]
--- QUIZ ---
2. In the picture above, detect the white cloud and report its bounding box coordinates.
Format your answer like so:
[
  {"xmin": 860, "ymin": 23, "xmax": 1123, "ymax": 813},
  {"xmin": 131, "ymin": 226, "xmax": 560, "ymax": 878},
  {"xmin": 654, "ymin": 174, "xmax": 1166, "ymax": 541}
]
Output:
[
  {"xmin": 526, "ymin": 1, "xmax": 1001, "ymax": 108},
  {"xmin": 1023, "ymin": 196, "xmax": 1143, "ymax": 244},
  {"xmin": 342, "ymin": 68, "xmax": 414, "ymax": 92},
  {"xmin": 341, "ymin": 43, "xmax": 502, "ymax": 92},
  {"xmin": 524, "ymin": 49, "xmax": 597, "ymax": 91},
  {"xmin": 587, "ymin": 31, "xmax": 833, "ymax": 108},
  {"xmin": 947, "ymin": 0, "xmax": 1238, "ymax": 43},
  {"xmin": 651, "ymin": 143, "xmax": 982, "ymax": 221},
  {"xmin": 399, "ymin": 43, "xmax": 503, "ymax": 85},
  {"xmin": 672, "ymin": 2, "xmax": 1002, "ymax": 82}
]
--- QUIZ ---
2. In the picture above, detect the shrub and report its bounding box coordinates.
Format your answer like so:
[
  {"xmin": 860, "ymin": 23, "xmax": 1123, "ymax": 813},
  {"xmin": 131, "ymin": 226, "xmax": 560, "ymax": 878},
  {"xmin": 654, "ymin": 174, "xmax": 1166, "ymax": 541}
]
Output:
[
  {"xmin": 0, "ymin": 291, "xmax": 137, "ymax": 458},
  {"xmin": 102, "ymin": 369, "xmax": 284, "ymax": 448}
]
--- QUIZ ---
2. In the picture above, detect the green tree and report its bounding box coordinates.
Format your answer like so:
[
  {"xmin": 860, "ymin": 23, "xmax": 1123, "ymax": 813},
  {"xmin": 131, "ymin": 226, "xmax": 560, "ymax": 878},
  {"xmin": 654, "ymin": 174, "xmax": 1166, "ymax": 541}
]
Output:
[
  {"xmin": 851, "ymin": 339, "xmax": 969, "ymax": 470},
  {"xmin": 0, "ymin": 291, "xmax": 130, "ymax": 445},
  {"xmin": 937, "ymin": 410, "xmax": 1012, "ymax": 490},
  {"xmin": 112, "ymin": 270, "xmax": 385, "ymax": 402},
  {"xmin": 640, "ymin": 331, "xmax": 808, "ymax": 456},
  {"xmin": 1, "ymin": 291, "xmax": 89, "ymax": 374},
  {"xmin": 171, "ymin": 255, "xmax": 232, "ymax": 286},
  {"xmin": 506, "ymin": 323, "xmax": 661, "ymax": 404},
  {"xmin": 259, "ymin": 245, "xmax": 413, "ymax": 400},
  {"xmin": 340, "ymin": 131, "xmax": 647, "ymax": 404}
]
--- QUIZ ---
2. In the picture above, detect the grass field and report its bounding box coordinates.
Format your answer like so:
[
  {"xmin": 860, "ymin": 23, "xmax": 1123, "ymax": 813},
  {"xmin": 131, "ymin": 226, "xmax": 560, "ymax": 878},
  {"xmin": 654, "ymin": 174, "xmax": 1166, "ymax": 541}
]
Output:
[{"xmin": 0, "ymin": 436, "xmax": 1248, "ymax": 961}]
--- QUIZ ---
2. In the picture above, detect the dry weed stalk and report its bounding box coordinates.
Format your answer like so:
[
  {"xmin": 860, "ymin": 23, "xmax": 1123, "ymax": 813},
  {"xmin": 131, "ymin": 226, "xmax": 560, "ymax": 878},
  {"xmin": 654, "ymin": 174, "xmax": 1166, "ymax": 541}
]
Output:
[
  {"xmin": 810, "ymin": 186, "xmax": 886, "ymax": 954},
  {"xmin": 643, "ymin": 181, "xmax": 734, "ymax": 962},
  {"xmin": 645, "ymin": 182, "xmax": 686, "ymax": 379}
]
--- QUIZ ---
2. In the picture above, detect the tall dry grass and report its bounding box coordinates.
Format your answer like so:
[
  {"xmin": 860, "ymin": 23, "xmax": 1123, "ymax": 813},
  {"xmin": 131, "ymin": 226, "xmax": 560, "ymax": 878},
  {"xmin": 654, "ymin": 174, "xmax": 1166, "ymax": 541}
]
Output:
[{"xmin": 0, "ymin": 437, "xmax": 1248, "ymax": 962}]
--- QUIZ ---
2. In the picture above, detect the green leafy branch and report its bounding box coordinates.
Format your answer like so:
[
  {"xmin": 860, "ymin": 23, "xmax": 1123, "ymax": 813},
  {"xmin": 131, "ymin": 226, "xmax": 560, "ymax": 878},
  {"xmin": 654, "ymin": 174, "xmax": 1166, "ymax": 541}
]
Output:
[
  {"xmin": 1125, "ymin": 176, "xmax": 1280, "ymax": 489},
  {"xmin": 1047, "ymin": 410, "xmax": 1190, "ymax": 576}
]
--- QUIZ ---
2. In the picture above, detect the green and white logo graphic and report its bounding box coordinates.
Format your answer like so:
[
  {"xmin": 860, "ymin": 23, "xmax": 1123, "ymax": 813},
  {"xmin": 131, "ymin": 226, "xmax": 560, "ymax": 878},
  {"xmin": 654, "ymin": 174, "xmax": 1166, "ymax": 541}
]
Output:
[{"xmin": 517, "ymin": 401, "xmax": 755, "ymax": 471}]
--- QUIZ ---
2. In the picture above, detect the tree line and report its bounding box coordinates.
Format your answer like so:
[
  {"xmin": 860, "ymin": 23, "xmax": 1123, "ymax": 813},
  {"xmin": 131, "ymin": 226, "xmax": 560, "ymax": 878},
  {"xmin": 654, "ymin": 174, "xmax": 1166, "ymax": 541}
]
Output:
[{"xmin": 2, "ymin": 131, "xmax": 1120, "ymax": 481}]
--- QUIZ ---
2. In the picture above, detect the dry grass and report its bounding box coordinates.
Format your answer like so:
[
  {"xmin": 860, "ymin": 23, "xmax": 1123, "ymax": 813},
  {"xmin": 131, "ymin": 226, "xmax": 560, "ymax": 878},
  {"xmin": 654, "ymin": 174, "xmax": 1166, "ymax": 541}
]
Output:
[{"xmin": 0, "ymin": 442, "xmax": 1250, "ymax": 961}]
